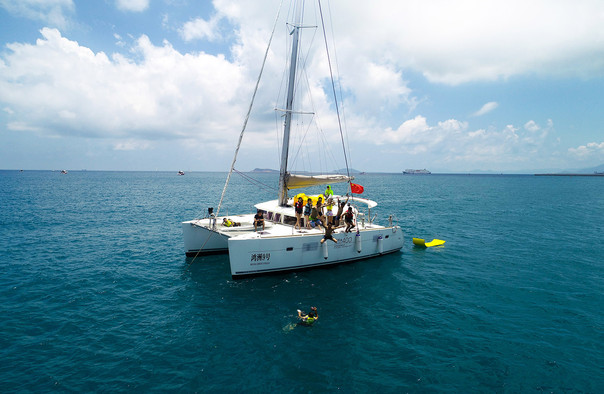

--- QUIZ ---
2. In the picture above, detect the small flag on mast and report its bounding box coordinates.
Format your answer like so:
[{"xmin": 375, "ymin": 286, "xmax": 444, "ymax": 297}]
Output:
[{"xmin": 350, "ymin": 183, "xmax": 364, "ymax": 194}]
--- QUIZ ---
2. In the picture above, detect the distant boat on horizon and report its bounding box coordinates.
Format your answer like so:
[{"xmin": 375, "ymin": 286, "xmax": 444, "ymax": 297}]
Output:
[
  {"xmin": 403, "ymin": 169, "xmax": 431, "ymax": 174},
  {"xmin": 178, "ymin": 170, "xmax": 185, "ymax": 175}
]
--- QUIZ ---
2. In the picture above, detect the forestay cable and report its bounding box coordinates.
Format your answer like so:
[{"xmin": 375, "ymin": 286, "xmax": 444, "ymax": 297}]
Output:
[
  {"xmin": 216, "ymin": 0, "xmax": 285, "ymax": 216},
  {"xmin": 318, "ymin": 0, "xmax": 351, "ymax": 191}
]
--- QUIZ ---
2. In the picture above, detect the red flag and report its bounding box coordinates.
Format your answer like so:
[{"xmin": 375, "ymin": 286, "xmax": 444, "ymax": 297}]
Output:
[{"xmin": 350, "ymin": 183, "xmax": 364, "ymax": 194}]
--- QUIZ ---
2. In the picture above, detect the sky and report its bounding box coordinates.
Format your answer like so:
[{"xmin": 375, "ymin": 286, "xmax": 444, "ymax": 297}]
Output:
[{"xmin": 1, "ymin": 0, "xmax": 603, "ymax": 173}]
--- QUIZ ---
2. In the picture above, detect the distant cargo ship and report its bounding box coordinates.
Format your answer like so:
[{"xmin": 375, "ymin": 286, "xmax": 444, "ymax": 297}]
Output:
[{"xmin": 403, "ymin": 169, "xmax": 431, "ymax": 174}]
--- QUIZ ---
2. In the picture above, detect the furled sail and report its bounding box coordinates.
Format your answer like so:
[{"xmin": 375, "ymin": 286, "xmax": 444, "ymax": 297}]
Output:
[{"xmin": 285, "ymin": 173, "xmax": 352, "ymax": 190}]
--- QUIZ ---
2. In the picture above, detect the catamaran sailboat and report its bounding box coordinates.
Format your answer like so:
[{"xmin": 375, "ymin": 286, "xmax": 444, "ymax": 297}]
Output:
[{"xmin": 182, "ymin": 0, "xmax": 404, "ymax": 278}]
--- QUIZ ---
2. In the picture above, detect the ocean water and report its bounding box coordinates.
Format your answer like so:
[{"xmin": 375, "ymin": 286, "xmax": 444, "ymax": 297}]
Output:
[{"xmin": 0, "ymin": 170, "xmax": 602, "ymax": 392}]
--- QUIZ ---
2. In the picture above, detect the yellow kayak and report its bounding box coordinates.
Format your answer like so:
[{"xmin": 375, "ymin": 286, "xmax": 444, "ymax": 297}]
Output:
[{"xmin": 413, "ymin": 238, "xmax": 446, "ymax": 248}]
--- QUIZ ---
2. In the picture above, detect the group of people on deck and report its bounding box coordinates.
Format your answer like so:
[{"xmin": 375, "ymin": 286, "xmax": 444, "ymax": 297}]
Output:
[
  {"xmin": 229, "ymin": 185, "xmax": 356, "ymax": 235},
  {"xmin": 294, "ymin": 185, "xmax": 356, "ymax": 239}
]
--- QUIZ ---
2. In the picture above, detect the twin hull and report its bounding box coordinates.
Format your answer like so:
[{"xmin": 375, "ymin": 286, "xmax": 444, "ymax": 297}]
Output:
[
  {"xmin": 183, "ymin": 221, "xmax": 229, "ymax": 255},
  {"xmin": 183, "ymin": 220, "xmax": 404, "ymax": 278}
]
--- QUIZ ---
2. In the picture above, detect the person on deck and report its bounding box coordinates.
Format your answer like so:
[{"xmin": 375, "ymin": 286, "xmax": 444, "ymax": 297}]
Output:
[
  {"xmin": 254, "ymin": 210, "xmax": 265, "ymax": 231},
  {"xmin": 294, "ymin": 196, "xmax": 304, "ymax": 230},
  {"xmin": 344, "ymin": 206, "xmax": 355, "ymax": 233},
  {"xmin": 297, "ymin": 307, "xmax": 318, "ymax": 326},
  {"xmin": 303, "ymin": 199, "xmax": 313, "ymax": 229},
  {"xmin": 321, "ymin": 223, "xmax": 338, "ymax": 244},
  {"xmin": 325, "ymin": 198, "xmax": 335, "ymax": 225},
  {"xmin": 316, "ymin": 196, "xmax": 325, "ymax": 223},
  {"xmin": 324, "ymin": 185, "xmax": 334, "ymax": 199},
  {"xmin": 222, "ymin": 218, "xmax": 240, "ymax": 227},
  {"xmin": 309, "ymin": 205, "xmax": 323, "ymax": 229},
  {"xmin": 335, "ymin": 195, "xmax": 349, "ymax": 227}
]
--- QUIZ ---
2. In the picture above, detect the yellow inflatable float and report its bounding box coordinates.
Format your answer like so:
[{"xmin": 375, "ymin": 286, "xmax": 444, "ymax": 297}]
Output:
[
  {"xmin": 293, "ymin": 193, "xmax": 326, "ymax": 206},
  {"xmin": 412, "ymin": 238, "xmax": 446, "ymax": 248}
]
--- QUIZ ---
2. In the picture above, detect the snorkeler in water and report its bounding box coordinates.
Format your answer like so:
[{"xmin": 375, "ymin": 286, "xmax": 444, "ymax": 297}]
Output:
[{"xmin": 297, "ymin": 307, "xmax": 318, "ymax": 326}]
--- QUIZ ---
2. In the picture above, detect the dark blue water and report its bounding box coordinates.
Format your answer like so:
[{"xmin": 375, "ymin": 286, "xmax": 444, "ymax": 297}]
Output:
[{"xmin": 1, "ymin": 170, "xmax": 602, "ymax": 392}]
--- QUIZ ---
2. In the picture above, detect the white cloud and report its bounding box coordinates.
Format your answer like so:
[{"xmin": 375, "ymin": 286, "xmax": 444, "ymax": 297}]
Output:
[
  {"xmin": 343, "ymin": 61, "xmax": 414, "ymax": 114},
  {"xmin": 524, "ymin": 120, "xmax": 540, "ymax": 132},
  {"xmin": 363, "ymin": 116, "xmax": 469, "ymax": 155},
  {"xmin": 180, "ymin": 16, "xmax": 222, "ymax": 42},
  {"xmin": 307, "ymin": 0, "xmax": 604, "ymax": 85},
  {"xmin": 1, "ymin": 1, "xmax": 603, "ymax": 172},
  {"xmin": 0, "ymin": 0, "xmax": 74, "ymax": 29},
  {"xmin": 361, "ymin": 115, "xmax": 562, "ymax": 171},
  {"xmin": 568, "ymin": 142, "xmax": 604, "ymax": 158},
  {"xmin": 115, "ymin": 0, "xmax": 149, "ymax": 12},
  {"xmin": 6, "ymin": 121, "xmax": 42, "ymax": 132},
  {"xmin": 472, "ymin": 102, "xmax": 498, "ymax": 117},
  {"xmin": 114, "ymin": 140, "xmax": 151, "ymax": 151},
  {"xmin": 0, "ymin": 28, "xmax": 248, "ymax": 148}
]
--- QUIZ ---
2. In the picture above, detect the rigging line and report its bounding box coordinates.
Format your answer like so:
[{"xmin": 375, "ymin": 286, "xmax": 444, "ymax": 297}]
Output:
[
  {"xmin": 299, "ymin": 60, "xmax": 339, "ymax": 175},
  {"xmin": 316, "ymin": 121, "xmax": 340, "ymax": 172},
  {"xmin": 216, "ymin": 0, "xmax": 285, "ymax": 217},
  {"xmin": 287, "ymin": 37, "xmax": 316, "ymax": 172},
  {"xmin": 289, "ymin": 114, "xmax": 314, "ymax": 170},
  {"xmin": 279, "ymin": 5, "xmax": 317, "ymax": 175},
  {"xmin": 318, "ymin": 0, "xmax": 351, "ymax": 185},
  {"xmin": 326, "ymin": 0, "xmax": 353, "ymax": 173},
  {"xmin": 186, "ymin": 226, "xmax": 216, "ymax": 267},
  {"xmin": 233, "ymin": 168, "xmax": 278, "ymax": 191}
]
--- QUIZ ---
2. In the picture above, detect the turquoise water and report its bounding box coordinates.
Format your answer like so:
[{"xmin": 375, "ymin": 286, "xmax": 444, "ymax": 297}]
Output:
[{"xmin": 1, "ymin": 170, "xmax": 602, "ymax": 392}]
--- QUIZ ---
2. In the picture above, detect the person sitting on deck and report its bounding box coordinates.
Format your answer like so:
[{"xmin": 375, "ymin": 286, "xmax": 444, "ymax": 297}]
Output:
[
  {"xmin": 324, "ymin": 185, "xmax": 334, "ymax": 199},
  {"xmin": 321, "ymin": 223, "xmax": 338, "ymax": 244},
  {"xmin": 253, "ymin": 210, "xmax": 265, "ymax": 231},
  {"xmin": 309, "ymin": 206, "xmax": 323, "ymax": 229},
  {"xmin": 297, "ymin": 307, "xmax": 318, "ymax": 326}
]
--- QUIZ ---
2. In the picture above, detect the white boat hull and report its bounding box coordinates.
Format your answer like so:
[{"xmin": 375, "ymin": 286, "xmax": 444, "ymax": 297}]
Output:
[
  {"xmin": 182, "ymin": 220, "xmax": 230, "ymax": 256},
  {"xmin": 227, "ymin": 226, "xmax": 403, "ymax": 278},
  {"xmin": 182, "ymin": 214, "xmax": 270, "ymax": 256}
]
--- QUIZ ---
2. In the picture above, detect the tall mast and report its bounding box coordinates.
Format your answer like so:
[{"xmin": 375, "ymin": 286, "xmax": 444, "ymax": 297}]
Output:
[{"xmin": 278, "ymin": 1, "xmax": 303, "ymax": 206}]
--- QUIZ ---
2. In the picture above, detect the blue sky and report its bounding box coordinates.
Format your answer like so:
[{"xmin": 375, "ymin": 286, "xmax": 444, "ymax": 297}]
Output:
[{"xmin": 1, "ymin": 0, "xmax": 603, "ymax": 173}]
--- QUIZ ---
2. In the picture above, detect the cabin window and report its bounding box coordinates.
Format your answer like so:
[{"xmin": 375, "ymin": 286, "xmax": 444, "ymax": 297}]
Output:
[
  {"xmin": 267, "ymin": 212, "xmax": 274, "ymax": 221},
  {"xmin": 283, "ymin": 215, "xmax": 297, "ymax": 226},
  {"xmin": 274, "ymin": 213, "xmax": 281, "ymax": 223}
]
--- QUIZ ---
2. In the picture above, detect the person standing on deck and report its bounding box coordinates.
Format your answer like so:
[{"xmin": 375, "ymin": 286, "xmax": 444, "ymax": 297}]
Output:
[
  {"xmin": 303, "ymin": 198, "xmax": 312, "ymax": 229},
  {"xmin": 344, "ymin": 206, "xmax": 355, "ymax": 233},
  {"xmin": 335, "ymin": 195, "xmax": 349, "ymax": 227},
  {"xmin": 316, "ymin": 196, "xmax": 325, "ymax": 224},
  {"xmin": 326, "ymin": 198, "xmax": 335, "ymax": 225},
  {"xmin": 294, "ymin": 197, "xmax": 304, "ymax": 230}
]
